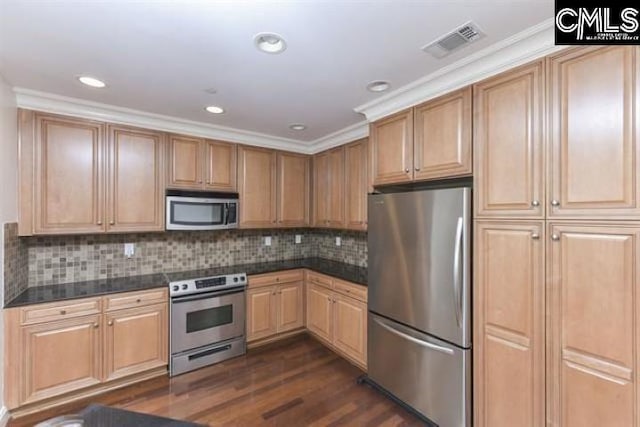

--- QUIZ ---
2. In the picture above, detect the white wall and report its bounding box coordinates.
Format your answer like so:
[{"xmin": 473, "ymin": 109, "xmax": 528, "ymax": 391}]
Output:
[{"xmin": 0, "ymin": 73, "xmax": 18, "ymax": 425}]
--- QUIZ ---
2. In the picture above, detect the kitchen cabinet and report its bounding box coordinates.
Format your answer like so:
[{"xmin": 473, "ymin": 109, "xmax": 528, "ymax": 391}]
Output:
[
  {"xmin": 313, "ymin": 146, "xmax": 346, "ymax": 228},
  {"xmin": 474, "ymin": 61, "xmax": 544, "ymax": 218},
  {"xmin": 473, "ymin": 221, "xmax": 545, "ymax": 427},
  {"xmin": 246, "ymin": 271, "xmax": 305, "ymax": 343},
  {"xmin": 276, "ymin": 152, "xmax": 310, "ymax": 227},
  {"xmin": 4, "ymin": 289, "xmax": 168, "ymax": 413},
  {"xmin": 238, "ymin": 146, "xmax": 277, "ymax": 227},
  {"xmin": 369, "ymin": 87, "xmax": 472, "ymax": 187},
  {"xmin": 548, "ymin": 46, "xmax": 640, "ymax": 219},
  {"xmin": 305, "ymin": 272, "xmax": 367, "ymax": 369},
  {"xmin": 547, "ymin": 223, "xmax": 640, "ymax": 426},
  {"xmin": 344, "ymin": 138, "xmax": 368, "ymax": 230},
  {"xmin": 167, "ymin": 135, "xmax": 237, "ymax": 192},
  {"xmin": 18, "ymin": 112, "xmax": 166, "ymax": 235}
]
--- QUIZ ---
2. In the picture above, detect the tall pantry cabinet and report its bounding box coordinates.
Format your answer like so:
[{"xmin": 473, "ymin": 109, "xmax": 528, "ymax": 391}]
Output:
[{"xmin": 473, "ymin": 45, "xmax": 640, "ymax": 427}]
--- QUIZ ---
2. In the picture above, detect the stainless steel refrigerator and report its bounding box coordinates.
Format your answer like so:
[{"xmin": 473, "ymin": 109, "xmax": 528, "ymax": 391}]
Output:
[{"xmin": 367, "ymin": 186, "xmax": 471, "ymax": 427}]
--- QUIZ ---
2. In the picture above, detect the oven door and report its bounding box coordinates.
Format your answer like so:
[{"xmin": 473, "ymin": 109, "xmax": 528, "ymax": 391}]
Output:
[{"xmin": 171, "ymin": 288, "xmax": 245, "ymax": 354}]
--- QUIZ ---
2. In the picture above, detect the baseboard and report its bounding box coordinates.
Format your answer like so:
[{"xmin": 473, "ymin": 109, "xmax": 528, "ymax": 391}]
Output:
[
  {"xmin": 0, "ymin": 406, "xmax": 10, "ymax": 427},
  {"xmin": 247, "ymin": 328, "xmax": 306, "ymax": 349}
]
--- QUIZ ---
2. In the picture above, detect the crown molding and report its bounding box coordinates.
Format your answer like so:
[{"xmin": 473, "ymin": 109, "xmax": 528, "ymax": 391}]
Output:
[
  {"xmin": 308, "ymin": 120, "xmax": 369, "ymax": 153},
  {"xmin": 354, "ymin": 18, "xmax": 566, "ymax": 122},
  {"xmin": 13, "ymin": 88, "xmax": 311, "ymax": 153}
]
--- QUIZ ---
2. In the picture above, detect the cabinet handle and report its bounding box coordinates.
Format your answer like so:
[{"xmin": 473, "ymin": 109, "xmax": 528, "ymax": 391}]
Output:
[
  {"xmin": 531, "ymin": 200, "xmax": 540, "ymax": 207},
  {"xmin": 404, "ymin": 168, "xmax": 410, "ymax": 173},
  {"xmin": 93, "ymin": 323, "xmax": 99, "ymax": 328},
  {"xmin": 60, "ymin": 309, "xmax": 67, "ymax": 315},
  {"xmin": 551, "ymin": 234, "xmax": 560, "ymax": 241},
  {"xmin": 108, "ymin": 320, "xmax": 113, "ymax": 326},
  {"xmin": 531, "ymin": 233, "xmax": 540, "ymax": 240},
  {"xmin": 551, "ymin": 200, "xmax": 560, "ymax": 207}
]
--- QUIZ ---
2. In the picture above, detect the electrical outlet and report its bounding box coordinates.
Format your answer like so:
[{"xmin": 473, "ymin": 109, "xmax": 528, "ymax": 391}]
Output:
[
  {"xmin": 264, "ymin": 236, "xmax": 272, "ymax": 246},
  {"xmin": 124, "ymin": 243, "xmax": 135, "ymax": 258},
  {"xmin": 335, "ymin": 236, "xmax": 341, "ymax": 246},
  {"xmin": 295, "ymin": 234, "xmax": 302, "ymax": 244}
]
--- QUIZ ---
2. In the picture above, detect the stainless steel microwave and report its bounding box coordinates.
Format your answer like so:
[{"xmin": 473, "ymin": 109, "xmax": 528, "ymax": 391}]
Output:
[{"xmin": 166, "ymin": 190, "xmax": 238, "ymax": 231}]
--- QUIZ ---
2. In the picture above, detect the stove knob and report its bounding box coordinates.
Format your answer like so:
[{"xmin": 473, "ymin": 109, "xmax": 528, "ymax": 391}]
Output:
[
  {"xmin": 233, "ymin": 277, "xmax": 238, "ymax": 283},
  {"xmin": 172, "ymin": 285, "xmax": 179, "ymax": 292},
  {"xmin": 182, "ymin": 284, "xmax": 188, "ymax": 290},
  {"xmin": 240, "ymin": 276, "xmax": 245, "ymax": 282}
]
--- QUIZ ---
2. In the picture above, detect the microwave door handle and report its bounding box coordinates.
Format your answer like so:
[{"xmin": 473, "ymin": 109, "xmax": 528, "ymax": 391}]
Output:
[{"xmin": 223, "ymin": 203, "xmax": 229, "ymax": 225}]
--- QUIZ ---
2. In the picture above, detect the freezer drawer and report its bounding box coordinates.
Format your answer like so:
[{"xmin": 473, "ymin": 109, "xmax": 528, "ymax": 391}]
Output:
[{"xmin": 368, "ymin": 313, "xmax": 471, "ymax": 427}]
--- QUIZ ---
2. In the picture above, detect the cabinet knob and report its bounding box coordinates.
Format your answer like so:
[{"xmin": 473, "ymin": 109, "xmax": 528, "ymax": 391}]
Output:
[
  {"xmin": 136, "ymin": 298, "xmax": 141, "ymax": 303},
  {"xmin": 60, "ymin": 309, "xmax": 67, "ymax": 315},
  {"xmin": 327, "ymin": 297, "xmax": 331, "ymax": 301},
  {"xmin": 276, "ymin": 277, "xmax": 280, "ymax": 281},
  {"xmin": 531, "ymin": 233, "xmax": 540, "ymax": 240},
  {"xmin": 97, "ymin": 221, "xmax": 103, "ymax": 225},
  {"xmin": 404, "ymin": 168, "xmax": 410, "ymax": 173},
  {"xmin": 199, "ymin": 180, "xmax": 203, "ymax": 184},
  {"xmin": 273, "ymin": 292, "xmax": 277, "ymax": 296},
  {"xmin": 551, "ymin": 200, "xmax": 560, "ymax": 207},
  {"xmin": 93, "ymin": 323, "xmax": 99, "ymax": 328},
  {"xmin": 415, "ymin": 167, "xmax": 420, "ymax": 172},
  {"xmin": 108, "ymin": 320, "xmax": 113, "ymax": 326},
  {"xmin": 551, "ymin": 234, "xmax": 560, "ymax": 241},
  {"xmin": 109, "ymin": 221, "xmax": 115, "ymax": 225},
  {"xmin": 531, "ymin": 200, "xmax": 540, "ymax": 207}
]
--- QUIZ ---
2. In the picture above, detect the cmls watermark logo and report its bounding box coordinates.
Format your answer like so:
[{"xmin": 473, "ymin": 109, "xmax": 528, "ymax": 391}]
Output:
[{"xmin": 555, "ymin": 1, "xmax": 640, "ymax": 44}]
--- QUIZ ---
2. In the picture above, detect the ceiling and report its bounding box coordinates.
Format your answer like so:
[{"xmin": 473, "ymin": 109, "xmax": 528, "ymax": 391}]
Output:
[{"xmin": 0, "ymin": 0, "xmax": 552, "ymax": 144}]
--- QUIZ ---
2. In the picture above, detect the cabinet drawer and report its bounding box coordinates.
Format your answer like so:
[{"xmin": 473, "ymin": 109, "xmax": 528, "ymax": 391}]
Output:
[
  {"xmin": 249, "ymin": 270, "xmax": 304, "ymax": 288},
  {"xmin": 306, "ymin": 271, "xmax": 333, "ymax": 289},
  {"xmin": 104, "ymin": 289, "xmax": 168, "ymax": 312},
  {"xmin": 20, "ymin": 298, "xmax": 102, "ymax": 325},
  {"xmin": 333, "ymin": 279, "xmax": 367, "ymax": 302}
]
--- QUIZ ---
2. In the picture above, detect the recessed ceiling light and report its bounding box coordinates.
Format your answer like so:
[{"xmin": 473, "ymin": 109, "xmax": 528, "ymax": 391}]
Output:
[
  {"xmin": 366, "ymin": 80, "xmax": 391, "ymax": 93},
  {"xmin": 205, "ymin": 105, "xmax": 225, "ymax": 114},
  {"xmin": 254, "ymin": 32, "xmax": 287, "ymax": 54},
  {"xmin": 289, "ymin": 124, "xmax": 306, "ymax": 131},
  {"xmin": 77, "ymin": 76, "xmax": 106, "ymax": 88}
]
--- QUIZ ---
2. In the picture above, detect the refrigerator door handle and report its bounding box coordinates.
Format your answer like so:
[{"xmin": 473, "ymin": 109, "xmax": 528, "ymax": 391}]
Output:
[
  {"xmin": 453, "ymin": 216, "xmax": 463, "ymax": 328},
  {"xmin": 373, "ymin": 317, "xmax": 455, "ymax": 355}
]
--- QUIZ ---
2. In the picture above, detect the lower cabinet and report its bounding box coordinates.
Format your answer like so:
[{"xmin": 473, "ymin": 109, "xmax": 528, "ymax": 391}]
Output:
[
  {"xmin": 246, "ymin": 271, "xmax": 305, "ymax": 343},
  {"xmin": 4, "ymin": 289, "xmax": 168, "ymax": 412},
  {"xmin": 306, "ymin": 276, "xmax": 367, "ymax": 369}
]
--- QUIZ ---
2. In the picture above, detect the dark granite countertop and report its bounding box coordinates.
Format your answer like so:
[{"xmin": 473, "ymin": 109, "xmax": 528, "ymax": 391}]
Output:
[{"xmin": 5, "ymin": 258, "xmax": 367, "ymax": 308}]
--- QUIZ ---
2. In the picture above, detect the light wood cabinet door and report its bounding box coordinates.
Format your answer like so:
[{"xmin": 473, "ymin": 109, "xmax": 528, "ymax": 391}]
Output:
[
  {"xmin": 33, "ymin": 113, "xmax": 106, "ymax": 234},
  {"xmin": 414, "ymin": 87, "xmax": 472, "ymax": 181},
  {"xmin": 332, "ymin": 293, "xmax": 367, "ymax": 367},
  {"xmin": 276, "ymin": 282, "xmax": 304, "ymax": 333},
  {"xmin": 238, "ymin": 146, "xmax": 277, "ymax": 228},
  {"xmin": 327, "ymin": 146, "xmax": 346, "ymax": 228},
  {"xmin": 313, "ymin": 152, "xmax": 330, "ymax": 227},
  {"xmin": 548, "ymin": 46, "xmax": 640, "ymax": 219},
  {"xmin": 306, "ymin": 283, "xmax": 332, "ymax": 343},
  {"xmin": 277, "ymin": 152, "xmax": 310, "ymax": 227},
  {"xmin": 21, "ymin": 315, "xmax": 102, "ymax": 405},
  {"xmin": 547, "ymin": 223, "xmax": 640, "ymax": 426},
  {"xmin": 345, "ymin": 139, "xmax": 368, "ymax": 230},
  {"xmin": 474, "ymin": 221, "xmax": 545, "ymax": 427},
  {"xmin": 246, "ymin": 286, "xmax": 277, "ymax": 342},
  {"xmin": 167, "ymin": 134, "xmax": 204, "ymax": 189},
  {"xmin": 107, "ymin": 126, "xmax": 165, "ymax": 233},
  {"xmin": 370, "ymin": 109, "xmax": 413, "ymax": 186},
  {"xmin": 204, "ymin": 140, "xmax": 237, "ymax": 191},
  {"xmin": 103, "ymin": 303, "xmax": 167, "ymax": 382},
  {"xmin": 474, "ymin": 61, "xmax": 544, "ymax": 218}
]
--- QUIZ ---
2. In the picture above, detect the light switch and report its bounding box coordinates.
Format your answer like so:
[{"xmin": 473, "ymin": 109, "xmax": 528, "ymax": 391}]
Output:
[
  {"xmin": 335, "ymin": 237, "xmax": 341, "ymax": 246},
  {"xmin": 124, "ymin": 243, "xmax": 135, "ymax": 258},
  {"xmin": 264, "ymin": 236, "xmax": 272, "ymax": 246},
  {"xmin": 295, "ymin": 234, "xmax": 302, "ymax": 244}
]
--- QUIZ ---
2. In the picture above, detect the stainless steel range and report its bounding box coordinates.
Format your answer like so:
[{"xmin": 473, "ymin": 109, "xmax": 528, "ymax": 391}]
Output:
[{"xmin": 169, "ymin": 272, "xmax": 247, "ymax": 376}]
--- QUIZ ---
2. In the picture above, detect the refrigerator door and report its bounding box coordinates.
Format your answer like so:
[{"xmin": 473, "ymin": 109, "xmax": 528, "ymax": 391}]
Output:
[
  {"xmin": 368, "ymin": 187, "xmax": 471, "ymax": 348},
  {"xmin": 368, "ymin": 313, "xmax": 471, "ymax": 427}
]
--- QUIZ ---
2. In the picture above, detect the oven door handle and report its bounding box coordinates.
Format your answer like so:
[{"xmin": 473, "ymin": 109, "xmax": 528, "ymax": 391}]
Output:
[{"xmin": 171, "ymin": 288, "xmax": 245, "ymax": 303}]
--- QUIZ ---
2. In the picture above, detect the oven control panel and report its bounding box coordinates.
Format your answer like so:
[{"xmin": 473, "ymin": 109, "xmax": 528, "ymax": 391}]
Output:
[{"xmin": 169, "ymin": 273, "xmax": 247, "ymax": 297}]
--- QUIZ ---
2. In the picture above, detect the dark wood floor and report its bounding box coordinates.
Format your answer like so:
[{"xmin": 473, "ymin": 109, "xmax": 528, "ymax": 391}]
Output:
[{"xmin": 9, "ymin": 334, "xmax": 424, "ymax": 426}]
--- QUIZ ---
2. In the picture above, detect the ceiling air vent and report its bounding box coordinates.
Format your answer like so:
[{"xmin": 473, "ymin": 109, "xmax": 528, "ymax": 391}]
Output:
[{"xmin": 422, "ymin": 21, "xmax": 485, "ymax": 59}]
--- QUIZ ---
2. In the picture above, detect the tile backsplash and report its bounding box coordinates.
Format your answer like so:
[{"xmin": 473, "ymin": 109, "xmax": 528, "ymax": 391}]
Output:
[
  {"xmin": 18, "ymin": 228, "xmax": 366, "ymax": 289},
  {"xmin": 3, "ymin": 222, "xmax": 28, "ymax": 301}
]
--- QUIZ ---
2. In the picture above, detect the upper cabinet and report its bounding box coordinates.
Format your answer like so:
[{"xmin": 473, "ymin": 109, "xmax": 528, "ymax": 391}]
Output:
[
  {"xmin": 548, "ymin": 46, "xmax": 640, "ymax": 219},
  {"xmin": 474, "ymin": 61, "xmax": 544, "ymax": 218},
  {"xmin": 369, "ymin": 87, "xmax": 472, "ymax": 187},
  {"xmin": 238, "ymin": 146, "xmax": 310, "ymax": 228},
  {"xmin": 313, "ymin": 146, "xmax": 346, "ymax": 229},
  {"xmin": 413, "ymin": 87, "xmax": 472, "ymax": 181},
  {"xmin": 18, "ymin": 111, "xmax": 165, "ymax": 235},
  {"xmin": 167, "ymin": 135, "xmax": 237, "ymax": 192},
  {"xmin": 344, "ymin": 139, "xmax": 368, "ymax": 230}
]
